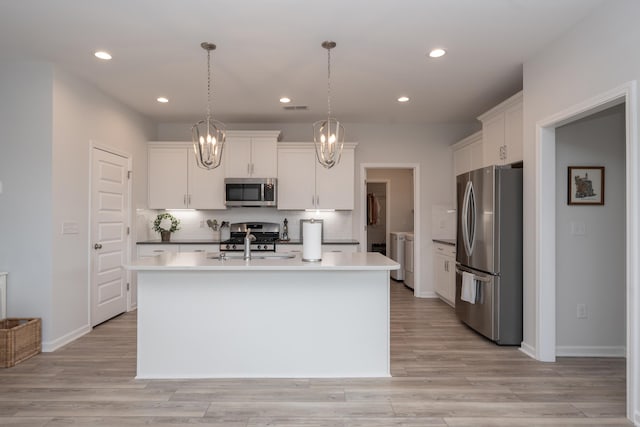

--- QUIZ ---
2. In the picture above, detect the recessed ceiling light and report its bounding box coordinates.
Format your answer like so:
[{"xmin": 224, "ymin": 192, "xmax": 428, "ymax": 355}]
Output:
[
  {"xmin": 397, "ymin": 96, "xmax": 410, "ymax": 103},
  {"xmin": 157, "ymin": 97, "xmax": 169, "ymax": 103},
  {"xmin": 94, "ymin": 51, "xmax": 112, "ymax": 60},
  {"xmin": 429, "ymin": 48, "xmax": 446, "ymax": 58},
  {"xmin": 280, "ymin": 97, "xmax": 291, "ymax": 104}
]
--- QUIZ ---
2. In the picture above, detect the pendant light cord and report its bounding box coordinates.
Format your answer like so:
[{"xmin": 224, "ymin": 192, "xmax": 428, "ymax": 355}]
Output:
[
  {"xmin": 206, "ymin": 48, "xmax": 212, "ymax": 121},
  {"xmin": 327, "ymin": 47, "xmax": 332, "ymax": 118}
]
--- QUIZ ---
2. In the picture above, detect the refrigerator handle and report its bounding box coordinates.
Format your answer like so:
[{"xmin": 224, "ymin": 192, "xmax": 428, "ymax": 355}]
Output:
[
  {"xmin": 461, "ymin": 181, "xmax": 474, "ymax": 257},
  {"xmin": 468, "ymin": 181, "xmax": 476, "ymax": 254},
  {"xmin": 455, "ymin": 266, "xmax": 492, "ymax": 282}
]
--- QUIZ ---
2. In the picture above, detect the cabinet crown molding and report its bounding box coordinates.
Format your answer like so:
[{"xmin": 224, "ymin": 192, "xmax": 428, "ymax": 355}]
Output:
[
  {"xmin": 278, "ymin": 141, "xmax": 358, "ymax": 150},
  {"xmin": 451, "ymin": 131, "xmax": 482, "ymax": 151},
  {"xmin": 225, "ymin": 130, "xmax": 282, "ymax": 140},
  {"xmin": 477, "ymin": 90, "xmax": 523, "ymax": 122}
]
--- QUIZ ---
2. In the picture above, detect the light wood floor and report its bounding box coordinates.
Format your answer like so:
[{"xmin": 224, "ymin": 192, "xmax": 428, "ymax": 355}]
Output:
[{"xmin": 0, "ymin": 281, "xmax": 631, "ymax": 426}]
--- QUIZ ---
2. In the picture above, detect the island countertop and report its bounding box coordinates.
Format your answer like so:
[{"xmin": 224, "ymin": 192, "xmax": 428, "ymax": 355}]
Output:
[{"xmin": 126, "ymin": 251, "xmax": 399, "ymax": 272}]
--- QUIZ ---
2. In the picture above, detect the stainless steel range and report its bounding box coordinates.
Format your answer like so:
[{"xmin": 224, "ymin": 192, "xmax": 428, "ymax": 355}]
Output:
[{"xmin": 220, "ymin": 222, "xmax": 280, "ymax": 252}]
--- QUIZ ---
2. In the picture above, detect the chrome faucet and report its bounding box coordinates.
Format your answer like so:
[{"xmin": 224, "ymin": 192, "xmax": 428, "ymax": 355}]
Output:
[{"xmin": 243, "ymin": 228, "xmax": 256, "ymax": 260}]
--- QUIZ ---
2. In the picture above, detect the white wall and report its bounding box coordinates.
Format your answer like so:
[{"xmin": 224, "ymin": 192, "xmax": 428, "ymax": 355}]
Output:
[
  {"xmin": 157, "ymin": 121, "xmax": 476, "ymax": 297},
  {"xmin": 555, "ymin": 105, "xmax": 626, "ymax": 354},
  {"xmin": 0, "ymin": 61, "xmax": 155, "ymax": 349},
  {"xmin": 0, "ymin": 62, "xmax": 54, "ymax": 332},
  {"xmin": 50, "ymin": 68, "xmax": 155, "ymax": 346},
  {"xmin": 522, "ymin": 0, "xmax": 640, "ymax": 421}
]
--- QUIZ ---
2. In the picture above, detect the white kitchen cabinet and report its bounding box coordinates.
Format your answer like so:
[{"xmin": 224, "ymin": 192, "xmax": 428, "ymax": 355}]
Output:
[
  {"xmin": 478, "ymin": 91, "xmax": 523, "ymax": 166},
  {"xmin": 452, "ymin": 131, "xmax": 483, "ymax": 177},
  {"xmin": 148, "ymin": 142, "xmax": 225, "ymax": 209},
  {"xmin": 178, "ymin": 244, "xmax": 219, "ymax": 253},
  {"xmin": 322, "ymin": 244, "xmax": 358, "ymax": 253},
  {"xmin": 137, "ymin": 244, "xmax": 219, "ymax": 258},
  {"xmin": 433, "ymin": 242, "xmax": 456, "ymax": 307},
  {"xmin": 137, "ymin": 244, "xmax": 179, "ymax": 258},
  {"xmin": 224, "ymin": 131, "xmax": 281, "ymax": 178},
  {"xmin": 277, "ymin": 142, "xmax": 357, "ymax": 210},
  {"xmin": 277, "ymin": 244, "xmax": 357, "ymax": 254}
]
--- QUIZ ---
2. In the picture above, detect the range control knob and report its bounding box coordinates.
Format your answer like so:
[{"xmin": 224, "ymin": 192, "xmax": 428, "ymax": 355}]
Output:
[{"xmin": 232, "ymin": 244, "xmax": 237, "ymax": 250}]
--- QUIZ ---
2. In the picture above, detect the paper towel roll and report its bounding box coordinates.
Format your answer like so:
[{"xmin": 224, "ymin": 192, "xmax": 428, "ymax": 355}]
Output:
[{"xmin": 302, "ymin": 220, "xmax": 322, "ymax": 261}]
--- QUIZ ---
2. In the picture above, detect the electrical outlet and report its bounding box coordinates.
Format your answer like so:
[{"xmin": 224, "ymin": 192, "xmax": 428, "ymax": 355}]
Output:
[
  {"xmin": 199, "ymin": 220, "xmax": 205, "ymax": 228},
  {"xmin": 577, "ymin": 303, "xmax": 587, "ymax": 319}
]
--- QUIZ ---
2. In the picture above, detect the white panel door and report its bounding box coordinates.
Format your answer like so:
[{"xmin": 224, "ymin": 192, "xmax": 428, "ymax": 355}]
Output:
[{"xmin": 91, "ymin": 148, "xmax": 129, "ymax": 326}]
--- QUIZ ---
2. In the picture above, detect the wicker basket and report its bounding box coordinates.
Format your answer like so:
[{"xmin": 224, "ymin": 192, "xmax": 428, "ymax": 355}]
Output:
[{"xmin": 0, "ymin": 318, "xmax": 42, "ymax": 368}]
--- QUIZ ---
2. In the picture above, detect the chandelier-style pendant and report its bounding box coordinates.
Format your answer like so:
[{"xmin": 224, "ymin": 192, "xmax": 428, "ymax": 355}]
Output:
[
  {"xmin": 192, "ymin": 42, "xmax": 226, "ymax": 170},
  {"xmin": 313, "ymin": 117, "xmax": 344, "ymax": 169},
  {"xmin": 313, "ymin": 41, "xmax": 344, "ymax": 169}
]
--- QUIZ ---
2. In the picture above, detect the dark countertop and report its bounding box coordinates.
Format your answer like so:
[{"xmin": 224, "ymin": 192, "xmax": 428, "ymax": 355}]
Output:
[
  {"xmin": 138, "ymin": 239, "xmax": 360, "ymax": 245},
  {"xmin": 432, "ymin": 238, "xmax": 456, "ymax": 246}
]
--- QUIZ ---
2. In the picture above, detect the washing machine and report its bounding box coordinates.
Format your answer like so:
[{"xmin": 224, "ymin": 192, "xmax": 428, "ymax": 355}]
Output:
[
  {"xmin": 389, "ymin": 232, "xmax": 406, "ymax": 281},
  {"xmin": 404, "ymin": 232, "xmax": 414, "ymax": 289}
]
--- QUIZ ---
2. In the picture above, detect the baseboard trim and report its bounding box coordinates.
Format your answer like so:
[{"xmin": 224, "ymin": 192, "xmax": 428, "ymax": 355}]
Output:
[
  {"xmin": 416, "ymin": 291, "xmax": 438, "ymax": 299},
  {"xmin": 519, "ymin": 342, "xmax": 537, "ymax": 360},
  {"xmin": 556, "ymin": 345, "xmax": 626, "ymax": 358},
  {"xmin": 42, "ymin": 323, "xmax": 91, "ymax": 352}
]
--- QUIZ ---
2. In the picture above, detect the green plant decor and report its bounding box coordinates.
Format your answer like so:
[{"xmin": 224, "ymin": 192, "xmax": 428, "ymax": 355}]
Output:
[{"xmin": 153, "ymin": 213, "xmax": 180, "ymax": 233}]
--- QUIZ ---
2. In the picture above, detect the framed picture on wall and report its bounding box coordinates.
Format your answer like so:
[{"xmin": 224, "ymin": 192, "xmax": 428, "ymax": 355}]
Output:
[{"xmin": 568, "ymin": 166, "xmax": 604, "ymax": 205}]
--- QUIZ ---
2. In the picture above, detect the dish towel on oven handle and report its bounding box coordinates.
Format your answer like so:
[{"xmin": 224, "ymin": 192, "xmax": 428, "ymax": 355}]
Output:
[{"xmin": 461, "ymin": 271, "xmax": 477, "ymax": 304}]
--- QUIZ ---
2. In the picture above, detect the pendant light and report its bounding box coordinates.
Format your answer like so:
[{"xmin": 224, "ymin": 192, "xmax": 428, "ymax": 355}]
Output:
[
  {"xmin": 313, "ymin": 41, "xmax": 344, "ymax": 169},
  {"xmin": 192, "ymin": 42, "xmax": 226, "ymax": 170}
]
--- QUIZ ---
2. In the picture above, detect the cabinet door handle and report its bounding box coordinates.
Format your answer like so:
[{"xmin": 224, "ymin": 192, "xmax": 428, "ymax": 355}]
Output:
[
  {"xmin": 316, "ymin": 195, "xmax": 320, "ymax": 206},
  {"xmin": 312, "ymin": 195, "xmax": 315, "ymax": 206},
  {"xmin": 247, "ymin": 164, "xmax": 251, "ymax": 175},
  {"xmin": 188, "ymin": 194, "xmax": 192, "ymax": 205},
  {"xmin": 94, "ymin": 243, "xmax": 102, "ymax": 250}
]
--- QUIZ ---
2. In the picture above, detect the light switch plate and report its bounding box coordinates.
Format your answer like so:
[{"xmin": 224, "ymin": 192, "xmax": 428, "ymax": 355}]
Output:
[
  {"xmin": 62, "ymin": 222, "xmax": 79, "ymax": 235},
  {"xmin": 570, "ymin": 221, "xmax": 586, "ymax": 236}
]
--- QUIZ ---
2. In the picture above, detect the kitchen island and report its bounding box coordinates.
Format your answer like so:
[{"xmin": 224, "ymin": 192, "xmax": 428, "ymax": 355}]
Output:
[{"xmin": 125, "ymin": 251, "xmax": 399, "ymax": 379}]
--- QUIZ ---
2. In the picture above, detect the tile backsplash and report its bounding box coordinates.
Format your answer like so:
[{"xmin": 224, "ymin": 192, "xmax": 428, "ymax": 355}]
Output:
[{"xmin": 138, "ymin": 208, "xmax": 353, "ymax": 242}]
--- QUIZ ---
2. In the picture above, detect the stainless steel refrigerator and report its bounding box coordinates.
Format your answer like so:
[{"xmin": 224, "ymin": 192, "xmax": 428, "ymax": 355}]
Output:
[{"xmin": 455, "ymin": 165, "xmax": 523, "ymax": 345}]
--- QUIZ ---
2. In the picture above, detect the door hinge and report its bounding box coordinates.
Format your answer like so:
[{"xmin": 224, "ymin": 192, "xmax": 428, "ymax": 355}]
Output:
[
  {"xmin": 126, "ymin": 282, "xmax": 130, "ymax": 291},
  {"xmin": 126, "ymin": 227, "xmax": 130, "ymax": 235},
  {"xmin": 127, "ymin": 171, "xmax": 132, "ymax": 179}
]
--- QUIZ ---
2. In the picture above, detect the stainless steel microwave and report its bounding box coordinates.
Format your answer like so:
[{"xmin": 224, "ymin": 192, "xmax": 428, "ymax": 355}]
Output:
[{"xmin": 224, "ymin": 178, "xmax": 277, "ymax": 207}]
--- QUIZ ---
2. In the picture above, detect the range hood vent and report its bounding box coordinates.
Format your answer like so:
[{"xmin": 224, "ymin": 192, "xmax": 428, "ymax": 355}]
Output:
[{"xmin": 283, "ymin": 105, "xmax": 308, "ymax": 111}]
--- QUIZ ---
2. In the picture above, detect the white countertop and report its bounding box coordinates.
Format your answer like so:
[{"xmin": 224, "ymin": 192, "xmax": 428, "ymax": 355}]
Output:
[{"xmin": 126, "ymin": 251, "xmax": 399, "ymax": 272}]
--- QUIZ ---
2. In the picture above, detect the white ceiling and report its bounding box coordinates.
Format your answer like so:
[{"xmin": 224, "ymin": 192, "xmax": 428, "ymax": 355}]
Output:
[{"xmin": 0, "ymin": 0, "xmax": 603, "ymax": 125}]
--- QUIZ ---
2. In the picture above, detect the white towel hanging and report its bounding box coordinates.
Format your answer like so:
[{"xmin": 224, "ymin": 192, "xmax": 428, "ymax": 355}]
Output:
[{"xmin": 461, "ymin": 271, "xmax": 477, "ymax": 304}]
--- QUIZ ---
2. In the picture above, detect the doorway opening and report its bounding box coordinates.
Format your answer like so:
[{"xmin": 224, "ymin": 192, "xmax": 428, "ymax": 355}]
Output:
[
  {"xmin": 535, "ymin": 81, "xmax": 638, "ymax": 421},
  {"xmin": 366, "ymin": 180, "xmax": 390, "ymax": 255},
  {"xmin": 360, "ymin": 165, "xmax": 418, "ymax": 295}
]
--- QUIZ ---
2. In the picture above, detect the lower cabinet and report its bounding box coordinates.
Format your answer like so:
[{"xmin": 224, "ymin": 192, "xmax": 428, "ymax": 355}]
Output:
[
  {"xmin": 137, "ymin": 244, "xmax": 219, "ymax": 258},
  {"xmin": 277, "ymin": 244, "xmax": 358, "ymax": 254},
  {"xmin": 433, "ymin": 242, "xmax": 456, "ymax": 307}
]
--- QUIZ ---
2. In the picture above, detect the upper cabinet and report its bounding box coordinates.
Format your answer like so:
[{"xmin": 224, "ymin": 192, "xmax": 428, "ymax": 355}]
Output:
[
  {"xmin": 148, "ymin": 142, "xmax": 226, "ymax": 209},
  {"xmin": 277, "ymin": 142, "xmax": 357, "ymax": 210},
  {"xmin": 478, "ymin": 91, "xmax": 523, "ymax": 166},
  {"xmin": 452, "ymin": 131, "xmax": 483, "ymax": 177},
  {"xmin": 224, "ymin": 130, "xmax": 281, "ymax": 178}
]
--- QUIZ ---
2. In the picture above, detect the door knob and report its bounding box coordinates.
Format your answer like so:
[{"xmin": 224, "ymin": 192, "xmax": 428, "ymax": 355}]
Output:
[{"xmin": 94, "ymin": 243, "xmax": 103, "ymax": 250}]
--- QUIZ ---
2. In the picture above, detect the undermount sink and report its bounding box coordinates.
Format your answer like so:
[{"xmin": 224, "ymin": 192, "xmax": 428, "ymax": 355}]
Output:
[{"xmin": 207, "ymin": 253, "xmax": 296, "ymax": 260}]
